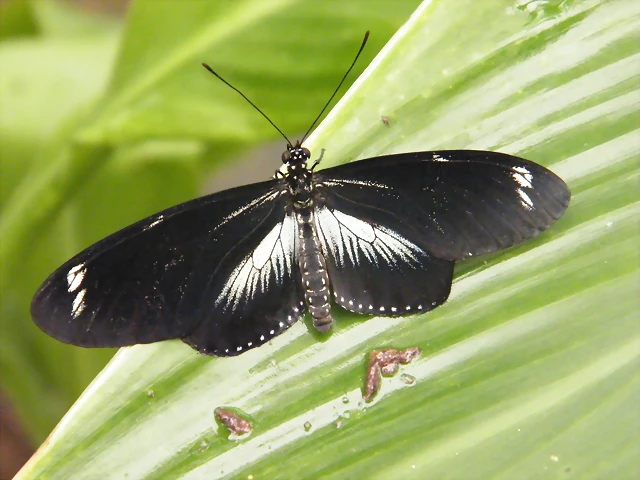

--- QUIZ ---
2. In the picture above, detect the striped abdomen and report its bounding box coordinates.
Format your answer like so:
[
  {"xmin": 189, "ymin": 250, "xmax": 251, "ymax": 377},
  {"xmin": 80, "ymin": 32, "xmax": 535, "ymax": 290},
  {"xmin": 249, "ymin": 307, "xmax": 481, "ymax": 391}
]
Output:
[{"xmin": 295, "ymin": 205, "xmax": 333, "ymax": 331}]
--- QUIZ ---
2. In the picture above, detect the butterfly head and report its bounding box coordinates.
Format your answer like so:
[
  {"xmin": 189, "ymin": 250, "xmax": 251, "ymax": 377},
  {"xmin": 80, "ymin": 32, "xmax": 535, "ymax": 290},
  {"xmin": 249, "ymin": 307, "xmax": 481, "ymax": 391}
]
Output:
[{"xmin": 282, "ymin": 141, "xmax": 311, "ymax": 170}]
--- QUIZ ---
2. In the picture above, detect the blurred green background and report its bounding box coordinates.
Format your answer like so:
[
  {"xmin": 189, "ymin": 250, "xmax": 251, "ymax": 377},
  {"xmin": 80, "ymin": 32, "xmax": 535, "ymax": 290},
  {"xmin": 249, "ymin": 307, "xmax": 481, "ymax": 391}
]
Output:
[{"xmin": 1, "ymin": 0, "xmax": 638, "ymax": 479}]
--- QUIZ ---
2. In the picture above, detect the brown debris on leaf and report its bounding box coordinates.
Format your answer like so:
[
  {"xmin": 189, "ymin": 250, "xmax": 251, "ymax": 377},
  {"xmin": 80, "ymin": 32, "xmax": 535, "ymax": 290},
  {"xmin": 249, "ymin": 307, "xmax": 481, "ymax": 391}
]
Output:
[
  {"xmin": 363, "ymin": 347, "xmax": 420, "ymax": 402},
  {"xmin": 214, "ymin": 408, "xmax": 252, "ymax": 438}
]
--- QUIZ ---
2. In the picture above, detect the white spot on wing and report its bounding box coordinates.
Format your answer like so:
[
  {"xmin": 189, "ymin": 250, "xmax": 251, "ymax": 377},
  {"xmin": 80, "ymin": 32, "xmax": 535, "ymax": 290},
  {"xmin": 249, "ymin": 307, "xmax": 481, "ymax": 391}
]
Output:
[
  {"xmin": 71, "ymin": 288, "xmax": 87, "ymax": 318},
  {"xmin": 511, "ymin": 166, "xmax": 533, "ymax": 189},
  {"xmin": 319, "ymin": 179, "xmax": 391, "ymax": 190},
  {"xmin": 432, "ymin": 154, "xmax": 449, "ymax": 162},
  {"xmin": 517, "ymin": 188, "xmax": 534, "ymax": 210},
  {"xmin": 332, "ymin": 211, "xmax": 376, "ymax": 242},
  {"xmin": 66, "ymin": 264, "xmax": 86, "ymax": 293},
  {"xmin": 147, "ymin": 214, "xmax": 165, "ymax": 229},
  {"xmin": 252, "ymin": 221, "xmax": 285, "ymax": 269},
  {"xmin": 215, "ymin": 214, "xmax": 296, "ymax": 312},
  {"xmin": 314, "ymin": 207, "xmax": 422, "ymax": 268}
]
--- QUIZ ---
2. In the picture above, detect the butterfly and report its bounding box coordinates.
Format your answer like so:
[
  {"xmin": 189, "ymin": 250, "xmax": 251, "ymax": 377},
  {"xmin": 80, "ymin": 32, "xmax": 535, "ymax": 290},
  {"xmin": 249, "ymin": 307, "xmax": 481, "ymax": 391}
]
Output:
[{"xmin": 30, "ymin": 33, "xmax": 571, "ymax": 357}]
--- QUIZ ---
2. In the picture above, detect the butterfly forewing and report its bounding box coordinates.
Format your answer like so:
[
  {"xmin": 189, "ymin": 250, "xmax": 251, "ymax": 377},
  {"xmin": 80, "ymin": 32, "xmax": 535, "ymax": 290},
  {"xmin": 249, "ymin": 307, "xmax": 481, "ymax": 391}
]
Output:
[
  {"xmin": 314, "ymin": 150, "xmax": 570, "ymax": 261},
  {"xmin": 31, "ymin": 179, "xmax": 299, "ymax": 350}
]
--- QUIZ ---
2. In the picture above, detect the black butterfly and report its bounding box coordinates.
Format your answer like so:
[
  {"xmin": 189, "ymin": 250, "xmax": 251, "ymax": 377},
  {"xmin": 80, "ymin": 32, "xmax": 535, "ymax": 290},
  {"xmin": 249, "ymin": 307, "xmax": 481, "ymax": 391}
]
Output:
[{"xmin": 30, "ymin": 34, "xmax": 571, "ymax": 357}]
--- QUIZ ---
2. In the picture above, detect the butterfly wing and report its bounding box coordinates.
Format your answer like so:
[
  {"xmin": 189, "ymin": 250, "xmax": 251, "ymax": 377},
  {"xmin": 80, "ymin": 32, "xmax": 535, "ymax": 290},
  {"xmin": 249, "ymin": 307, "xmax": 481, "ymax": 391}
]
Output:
[
  {"xmin": 313, "ymin": 203, "xmax": 454, "ymax": 315},
  {"xmin": 314, "ymin": 150, "xmax": 570, "ymax": 261},
  {"xmin": 31, "ymin": 179, "xmax": 304, "ymax": 356},
  {"xmin": 183, "ymin": 207, "xmax": 303, "ymax": 356},
  {"xmin": 311, "ymin": 150, "xmax": 569, "ymax": 314}
]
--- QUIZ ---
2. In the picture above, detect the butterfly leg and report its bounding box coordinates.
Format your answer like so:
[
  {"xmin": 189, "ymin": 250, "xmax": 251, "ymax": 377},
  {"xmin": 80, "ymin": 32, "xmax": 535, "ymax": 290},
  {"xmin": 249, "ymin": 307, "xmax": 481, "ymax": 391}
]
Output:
[{"xmin": 310, "ymin": 148, "xmax": 326, "ymax": 171}]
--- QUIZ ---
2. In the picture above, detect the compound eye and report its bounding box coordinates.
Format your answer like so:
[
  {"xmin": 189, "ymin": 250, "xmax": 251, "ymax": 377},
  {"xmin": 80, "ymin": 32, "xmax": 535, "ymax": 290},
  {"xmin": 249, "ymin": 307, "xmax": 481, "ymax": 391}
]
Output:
[
  {"xmin": 281, "ymin": 150, "xmax": 291, "ymax": 163},
  {"xmin": 302, "ymin": 148, "xmax": 311, "ymax": 158}
]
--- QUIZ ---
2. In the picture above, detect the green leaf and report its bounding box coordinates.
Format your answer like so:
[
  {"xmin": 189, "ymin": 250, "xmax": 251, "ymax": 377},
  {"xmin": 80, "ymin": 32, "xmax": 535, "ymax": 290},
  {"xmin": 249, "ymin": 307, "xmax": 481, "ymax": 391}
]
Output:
[
  {"xmin": 0, "ymin": 0, "xmax": 39, "ymax": 39},
  {"xmin": 81, "ymin": 0, "xmax": 418, "ymax": 143},
  {"xmin": 13, "ymin": 0, "xmax": 640, "ymax": 478}
]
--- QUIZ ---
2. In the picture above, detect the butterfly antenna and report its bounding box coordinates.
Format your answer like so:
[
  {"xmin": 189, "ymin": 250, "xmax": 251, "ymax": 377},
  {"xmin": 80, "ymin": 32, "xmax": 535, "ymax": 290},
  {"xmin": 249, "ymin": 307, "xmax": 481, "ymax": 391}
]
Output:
[
  {"xmin": 300, "ymin": 31, "xmax": 370, "ymax": 144},
  {"xmin": 202, "ymin": 63, "xmax": 293, "ymax": 147}
]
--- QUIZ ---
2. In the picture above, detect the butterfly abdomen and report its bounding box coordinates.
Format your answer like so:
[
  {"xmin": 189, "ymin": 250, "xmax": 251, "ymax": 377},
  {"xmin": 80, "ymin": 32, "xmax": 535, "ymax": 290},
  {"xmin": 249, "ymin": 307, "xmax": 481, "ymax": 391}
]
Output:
[{"xmin": 295, "ymin": 204, "xmax": 333, "ymax": 331}]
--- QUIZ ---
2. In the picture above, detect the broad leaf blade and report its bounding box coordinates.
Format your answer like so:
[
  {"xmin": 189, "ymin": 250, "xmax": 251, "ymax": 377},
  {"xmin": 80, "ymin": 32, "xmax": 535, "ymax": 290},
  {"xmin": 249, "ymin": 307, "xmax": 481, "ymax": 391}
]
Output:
[{"xmin": 17, "ymin": 0, "xmax": 640, "ymax": 478}]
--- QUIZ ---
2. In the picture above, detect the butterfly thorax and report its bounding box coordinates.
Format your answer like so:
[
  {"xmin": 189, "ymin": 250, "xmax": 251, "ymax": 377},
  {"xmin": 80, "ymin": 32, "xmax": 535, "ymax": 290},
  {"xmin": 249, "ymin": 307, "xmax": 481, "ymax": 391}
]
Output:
[{"xmin": 282, "ymin": 144, "xmax": 314, "ymax": 204}]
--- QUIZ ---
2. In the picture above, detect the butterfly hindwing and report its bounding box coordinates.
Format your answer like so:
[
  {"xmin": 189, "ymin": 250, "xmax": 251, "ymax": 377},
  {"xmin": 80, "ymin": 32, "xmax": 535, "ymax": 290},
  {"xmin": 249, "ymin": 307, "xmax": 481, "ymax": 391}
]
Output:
[
  {"xmin": 313, "ymin": 202, "xmax": 455, "ymax": 316},
  {"xmin": 183, "ymin": 208, "xmax": 304, "ymax": 356},
  {"xmin": 31, "ymin": 179, "xmax": 303, "ymax": 354},
  {"xmin": 314, "ymin": 150, "xmax": 570, "ymax": 261}
]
